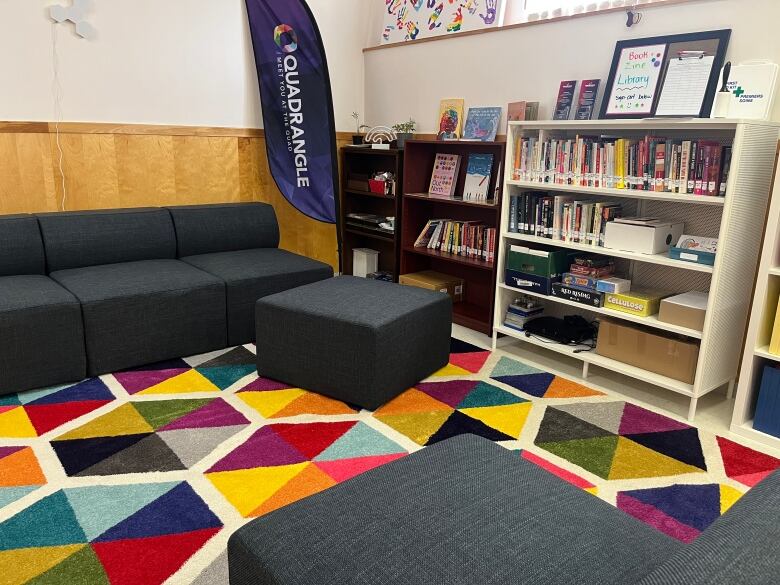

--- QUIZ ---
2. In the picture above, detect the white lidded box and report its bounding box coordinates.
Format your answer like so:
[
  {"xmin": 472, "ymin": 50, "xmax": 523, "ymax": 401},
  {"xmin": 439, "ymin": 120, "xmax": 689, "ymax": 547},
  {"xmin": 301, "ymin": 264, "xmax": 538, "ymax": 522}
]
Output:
[
  {"xmin": 604, "ymin": 218, "xmax": 684, "ymax": 255},
  {"xmin": 353, "ymin": 248, "xmax": 379, "ymax": 278}
]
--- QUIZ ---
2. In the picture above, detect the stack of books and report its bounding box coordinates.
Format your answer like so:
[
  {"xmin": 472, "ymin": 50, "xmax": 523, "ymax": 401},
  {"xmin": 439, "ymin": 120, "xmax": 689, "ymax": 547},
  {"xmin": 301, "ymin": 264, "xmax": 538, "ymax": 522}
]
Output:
[
  {"xmin": 508, "ymin": 193, "xmax": 622, "ymax": 247},
  {"xmin": 512, "ymin": 135, "xmax": 732, "ymax": 196},
  {"xmin": 504, "ymin": 296, "xmax": 544, "ymax": 332},
  {"xmin": 414, "ymin": 219, "xmax": 496, "ymax": 263}
]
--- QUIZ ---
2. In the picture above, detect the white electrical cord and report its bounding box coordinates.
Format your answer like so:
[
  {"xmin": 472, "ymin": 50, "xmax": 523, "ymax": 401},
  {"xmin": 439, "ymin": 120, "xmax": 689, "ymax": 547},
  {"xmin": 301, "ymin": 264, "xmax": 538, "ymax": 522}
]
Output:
[{"xmin": 51, "ymin": 23, "xmax": 67, "ymax": 211}]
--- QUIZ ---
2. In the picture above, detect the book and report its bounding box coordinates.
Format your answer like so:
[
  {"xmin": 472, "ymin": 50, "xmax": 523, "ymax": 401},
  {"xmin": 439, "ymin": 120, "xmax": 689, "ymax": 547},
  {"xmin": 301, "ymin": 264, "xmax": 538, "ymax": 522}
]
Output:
[
  {"xmin": 507, "ymin": 101, "xmax": 540, "ymax": 124},
  {"xmin": 770, "ymin": 297, "xmax": 780, "ymax": 355},
  {"xmin": 437, "ymin": 99, "xmax": 465, "ymax": 140},
  {"xmin": 553, "ymin": 80, "xmax": 577, "ymax": 120},
  {"xmin": 428, "ymin": 153, "xmax": 461, "ymax": 198},
  {"xmin": 462, "ymin": 107, "xmax": 502, "ymax": 142},
  {"xmin": 575, "ymin": 79, "xmax": 600, "ymax": 120},
  {"xmin": 463, "ymin": 153, "xmax": 494, "ymax": 201}
]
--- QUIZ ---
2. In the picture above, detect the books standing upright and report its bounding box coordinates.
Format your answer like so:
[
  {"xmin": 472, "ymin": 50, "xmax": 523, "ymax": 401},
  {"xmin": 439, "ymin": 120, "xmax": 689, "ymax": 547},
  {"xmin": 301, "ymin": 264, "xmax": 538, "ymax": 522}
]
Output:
[
  {"xmin": 507, "ymin": 101, "xmax": 540, "ymax": 123},
  {"xmin": 429, "ymin": 153, "xmax": 462, "ymax": 198},
  {"xmin": 463, "ymin": 153, "xmax": 495, "ymax": 201},
  {"xmin": 438, "ymin": 99, "xmax": 465, "ymax": 140},
  {"xmin": 463, "ymin": 107, "xmax": 502, "ymax": 142}
]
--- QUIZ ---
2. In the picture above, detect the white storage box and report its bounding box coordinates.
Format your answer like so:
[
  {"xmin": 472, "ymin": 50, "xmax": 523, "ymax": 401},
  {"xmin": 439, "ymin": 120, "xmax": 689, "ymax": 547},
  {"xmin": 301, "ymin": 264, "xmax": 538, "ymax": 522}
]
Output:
[
  {"xmin": 353, "ymin": 248, "xmax": 379, "ymax": 278},
  {"xmin": 604, "ymin": 219, "xmax": 684, "ymax": 255}
]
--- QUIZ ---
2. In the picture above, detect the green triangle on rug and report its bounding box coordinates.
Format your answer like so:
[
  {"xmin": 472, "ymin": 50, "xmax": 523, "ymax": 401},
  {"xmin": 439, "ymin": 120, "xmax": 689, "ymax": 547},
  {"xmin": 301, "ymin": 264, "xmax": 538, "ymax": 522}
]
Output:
[
  {"xmin": 26, "ymin": 543, "xmax": 110, "ymax": 585},
  {"xmin": 133, "ymin": 399, "xmax": 213, "ymax": 430},
  {"xmin": 538, "ymin": 436, "xmax": 620, "ymax": 479}
]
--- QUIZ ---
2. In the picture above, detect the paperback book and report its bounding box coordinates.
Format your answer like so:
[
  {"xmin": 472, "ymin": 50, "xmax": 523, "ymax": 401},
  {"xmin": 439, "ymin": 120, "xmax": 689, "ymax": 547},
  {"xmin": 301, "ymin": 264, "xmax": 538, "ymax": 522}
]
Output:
[
  {"xmin": 462, "ymin": 107, "xmax": 502, "ymax": 142},
  {"xmin": 437, "ymin": 99, "xmax": 465, "ymax": 140},
  {"xmin": 428, "ymin": 153, "xmax": 461, "ymax": 198},
  {"xmin": 463, "ymin": 153, "xmax": 494, "ymax": 201}
]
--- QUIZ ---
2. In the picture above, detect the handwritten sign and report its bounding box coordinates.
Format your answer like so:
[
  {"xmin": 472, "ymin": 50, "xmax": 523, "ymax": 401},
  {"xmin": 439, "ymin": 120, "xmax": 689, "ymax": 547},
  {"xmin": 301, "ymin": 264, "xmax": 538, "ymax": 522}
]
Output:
[{"xmin": 606, "ymin": 44, "xmax": 667, "ymax": 116}]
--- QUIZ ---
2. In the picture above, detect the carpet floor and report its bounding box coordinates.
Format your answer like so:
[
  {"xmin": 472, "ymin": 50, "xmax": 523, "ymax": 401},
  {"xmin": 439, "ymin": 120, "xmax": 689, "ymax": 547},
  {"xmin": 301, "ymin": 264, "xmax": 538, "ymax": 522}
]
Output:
[{"xmin": 1, "ymin": 338, "xmax": 779, "ymax": 584}]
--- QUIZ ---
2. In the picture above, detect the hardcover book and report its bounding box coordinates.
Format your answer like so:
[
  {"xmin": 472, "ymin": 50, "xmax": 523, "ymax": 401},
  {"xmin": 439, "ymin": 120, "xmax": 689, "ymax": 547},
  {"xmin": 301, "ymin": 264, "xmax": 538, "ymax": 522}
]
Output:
[
  {"xmin": 462, "ymin": 107, "xmax": 502, "ymax": 142},
  {"xmin": 437, "ymin": 99, "xmax": 465, "ymax": 140},
  {"xmin": 428, "ymin": 153, "xmax": 461, "ymax": 198},
  {"xmin": 463, "ymin": 153, "xmax": 494, "ymax": 201},
  {"xmin": 554, "ymin": 80, "xmax": 577, "ymax": 120}
]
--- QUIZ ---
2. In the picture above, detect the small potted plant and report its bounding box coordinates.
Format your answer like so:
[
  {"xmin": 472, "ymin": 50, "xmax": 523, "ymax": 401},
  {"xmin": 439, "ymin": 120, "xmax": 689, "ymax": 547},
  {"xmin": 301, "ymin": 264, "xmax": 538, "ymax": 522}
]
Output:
[
  {"xmin": 351, "ymin": 112, "xmax": 370, "ymax": 145},
  {"xmin": 391, "ymin": 118, "xmax": 416, "ymax": 149}
]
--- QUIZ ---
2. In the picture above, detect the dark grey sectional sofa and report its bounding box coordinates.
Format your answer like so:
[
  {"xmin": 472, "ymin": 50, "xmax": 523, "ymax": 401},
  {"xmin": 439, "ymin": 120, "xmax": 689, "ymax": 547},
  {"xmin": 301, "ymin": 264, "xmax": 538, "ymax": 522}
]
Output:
[{"xmin": 0, "ymin": 203, "xmax": 332, "ymax": 395}]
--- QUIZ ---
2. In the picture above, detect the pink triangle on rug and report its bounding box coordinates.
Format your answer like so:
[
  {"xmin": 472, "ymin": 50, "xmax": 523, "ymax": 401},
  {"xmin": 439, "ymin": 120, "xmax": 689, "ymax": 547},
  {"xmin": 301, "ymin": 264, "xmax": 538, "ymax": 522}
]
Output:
[
  {"xmin": 617, "ymin": 493, "xmax": 701, "ymax": 543},
  {"xmin": 207, "ymin": 426, "xmax": 308, "ymax": 472},
  {"xmin": 522, "ymin": 450, "xmax": 595, "ymax": 490},
  {"xmin": 733, "ymin": 470, "xmax": 775, "ymax": 487},
  {"xmin": 114, "ymin": 369, "xmax": 190, "ymax": 395},
  {"xmin": 618, "ymin": 403, "xmax": 690, "ymax": 435},
  {"xmin": 314, "ymin": 453, "xmax": 407, "ymax": 482},
  {"xmin": 160, "ymin": 399, "xmax": 249, "ymax": 431},
  {"xmin": 238, "ymin": 377, "xmax": 293, "ymax": 393},
  {"xmin": 449, "ymin": 351, "xmax": 491, "ymax": 374},
  {"xmin": 415, "ymin": 380, "xmax": 479, "ymax": 408}
]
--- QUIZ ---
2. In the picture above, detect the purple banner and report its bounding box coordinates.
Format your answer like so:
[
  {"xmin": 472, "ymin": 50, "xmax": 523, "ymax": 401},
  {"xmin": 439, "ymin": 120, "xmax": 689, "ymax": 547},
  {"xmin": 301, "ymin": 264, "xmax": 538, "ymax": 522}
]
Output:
[{"xmin": 245, "ymin": 0, "xmax": 339, "ymax": 224}]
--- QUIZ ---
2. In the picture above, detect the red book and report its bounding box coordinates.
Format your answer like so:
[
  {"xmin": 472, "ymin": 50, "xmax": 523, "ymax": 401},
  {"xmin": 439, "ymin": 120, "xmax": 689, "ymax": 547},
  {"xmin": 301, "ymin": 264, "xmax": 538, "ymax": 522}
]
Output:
[
  {"xmin": 708, "ymin": 145, "xmax": 722, "ymax": 196},
  {"xmin": 654, "ymin": 143, "xmax": 666, "ymax": 192}
]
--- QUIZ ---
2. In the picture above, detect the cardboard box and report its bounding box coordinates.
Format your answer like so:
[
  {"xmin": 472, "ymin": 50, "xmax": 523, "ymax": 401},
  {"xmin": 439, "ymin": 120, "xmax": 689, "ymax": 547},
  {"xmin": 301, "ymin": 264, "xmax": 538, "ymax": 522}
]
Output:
[
  {"xmin": 669, "ymin": 246, "xmax": 716, "ymax": 266},
  {"xmin": 604, "ymin": 219, "xmax": 684, "ymax": 254},
  {"xmin": 596, "ymin": 320, "xmax": 700, "ymax": 384},
  {"xmin": 506, "ymin": 246, "xmax": 574, "ymax": 278},
  {"xmin": 604, "ymin": 289, "xmax": 668, "ymax": 317},
  {"xmin": 505, "ymin": 270, "xmax": 558, "ymax": 295},
  {"xmin": 400, "ymin": 271, "xmax": 464, "ymax": 302},
  {"xmin": 658, "ymin": 291, "xmax": 709, "ymax": 332}
]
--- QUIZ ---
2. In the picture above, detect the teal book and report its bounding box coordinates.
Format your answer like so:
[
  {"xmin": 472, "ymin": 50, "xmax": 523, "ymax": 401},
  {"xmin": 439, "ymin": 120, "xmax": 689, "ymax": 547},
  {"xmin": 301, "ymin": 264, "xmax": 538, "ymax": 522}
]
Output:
[{"xmin": 463, "ymin": 107, "xmax": 502, "ymax": 142}]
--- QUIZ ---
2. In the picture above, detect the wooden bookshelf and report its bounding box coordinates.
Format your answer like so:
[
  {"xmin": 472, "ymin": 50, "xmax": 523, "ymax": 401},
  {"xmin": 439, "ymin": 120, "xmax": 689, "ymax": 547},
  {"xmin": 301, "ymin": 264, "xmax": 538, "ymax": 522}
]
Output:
[
  {"xmin": 340, "ymin": 147, "xmax": 403, "ymax": 280},
  {"xmin": 494, "ymin": 119, "xmax": 780, "ymax": 421},
  {"xmin": 400, "ymin": 139, "xmax": 506, "ymax": 335}
]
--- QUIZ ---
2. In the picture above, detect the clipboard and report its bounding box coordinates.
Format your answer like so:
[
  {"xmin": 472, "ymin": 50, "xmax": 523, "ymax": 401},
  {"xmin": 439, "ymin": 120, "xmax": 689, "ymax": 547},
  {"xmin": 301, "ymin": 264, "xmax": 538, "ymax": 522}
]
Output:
[{"xmin": 655, "ymin": 50, "xmax": 717, "ymax": 117}]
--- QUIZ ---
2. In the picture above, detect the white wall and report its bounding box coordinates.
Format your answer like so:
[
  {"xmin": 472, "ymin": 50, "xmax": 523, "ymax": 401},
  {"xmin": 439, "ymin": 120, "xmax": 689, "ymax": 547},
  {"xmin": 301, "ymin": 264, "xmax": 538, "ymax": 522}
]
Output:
[
  {"xmin": 1, "ymin": 0, "xmax": 371, "ymax": 130},
  {"xmin": 365, "ymin": 0, "xmax": 780, "ymax": 129}
]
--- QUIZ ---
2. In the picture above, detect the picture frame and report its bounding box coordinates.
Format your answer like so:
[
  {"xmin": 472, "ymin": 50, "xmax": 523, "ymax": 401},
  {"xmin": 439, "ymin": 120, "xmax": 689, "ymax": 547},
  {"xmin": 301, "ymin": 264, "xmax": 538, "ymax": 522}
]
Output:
[{"xmin": 600, "ymin": 30, "xmax": 731, "ymax": 119}]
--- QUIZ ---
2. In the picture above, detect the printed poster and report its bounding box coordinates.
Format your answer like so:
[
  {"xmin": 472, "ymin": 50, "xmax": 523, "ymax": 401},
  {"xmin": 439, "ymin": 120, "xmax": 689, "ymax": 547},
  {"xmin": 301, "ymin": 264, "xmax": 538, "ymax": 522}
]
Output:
[{"xmin": 606, "ymin": 44, "xmax": 667, "ymax": 116}]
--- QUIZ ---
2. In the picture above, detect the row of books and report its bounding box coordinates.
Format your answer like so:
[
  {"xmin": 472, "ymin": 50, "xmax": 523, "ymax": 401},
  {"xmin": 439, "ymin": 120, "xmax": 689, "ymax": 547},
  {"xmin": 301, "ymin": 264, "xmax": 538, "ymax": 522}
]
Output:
[
  {"xmin": 509, "ymin": 193, "xmax": 623, "ymax": 246},
  {"xmin": 512, "ymin": 135, "xmax": 732, "ymax": 196},
  {"xmin": 414, "ymin": 219, "xmax": 496, "ymax": 262}
]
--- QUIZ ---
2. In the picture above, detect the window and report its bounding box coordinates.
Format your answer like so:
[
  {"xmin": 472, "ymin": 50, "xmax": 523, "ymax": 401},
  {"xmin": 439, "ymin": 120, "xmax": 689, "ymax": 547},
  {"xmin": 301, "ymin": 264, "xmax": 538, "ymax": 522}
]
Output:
[{"xmin": 507, "ymin": 1, "xmax": 649, "ymax": 23}]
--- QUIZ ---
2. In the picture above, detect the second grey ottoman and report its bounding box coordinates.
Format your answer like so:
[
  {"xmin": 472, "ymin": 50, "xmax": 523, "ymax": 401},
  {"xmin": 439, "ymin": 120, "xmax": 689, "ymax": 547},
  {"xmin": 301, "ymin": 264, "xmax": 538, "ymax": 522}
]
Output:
[{"xmin": 255, "ymin": 276, "xmax": 452, "ymax": 410}]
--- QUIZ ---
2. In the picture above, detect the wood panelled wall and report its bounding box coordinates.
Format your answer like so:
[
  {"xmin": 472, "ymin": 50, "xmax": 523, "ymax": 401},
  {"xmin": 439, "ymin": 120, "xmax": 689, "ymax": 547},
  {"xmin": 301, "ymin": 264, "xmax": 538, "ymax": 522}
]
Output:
[{"xmin": 0, "ymin": 122, "xmax": 344, "ymax": 269}]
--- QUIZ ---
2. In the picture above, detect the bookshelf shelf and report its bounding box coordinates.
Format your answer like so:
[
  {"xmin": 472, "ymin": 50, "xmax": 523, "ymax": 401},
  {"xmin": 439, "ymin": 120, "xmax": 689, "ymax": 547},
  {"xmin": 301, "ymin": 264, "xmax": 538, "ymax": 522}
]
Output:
[
  {"xmin": 401, "ymin": 140, "xmax": 506, "ymax": 335},
  {"xmin": 754, "ymin": 345, "xmax": 780, "ymax": 363},
  {"xmin": 404, "ymin": 192, "xmax": 498, "ymax": 209},
  {"xmin": 495, "ymin": 120, "xmax": 779, "ymax": 422},
  {"xmin": 506, "ymin": 180, "xmax": 726, "ymax": 206},
  {"xmin": 340, "ymin": 147, "xmax": 403, "ymax": 281},
  {"xmin": 503, "ymin": 232, "xmax": 714, "ymax": 274},
  {"xmin": 403, "ymin": 246, "xmax": 494, "ymax": 271},
  {"xmin": 733, "ymin": 162, "xmax": 780, "ymax": 453},
  {"xmin": 497, "ymin": 282, "xmax": 703, "ymax": 339}
]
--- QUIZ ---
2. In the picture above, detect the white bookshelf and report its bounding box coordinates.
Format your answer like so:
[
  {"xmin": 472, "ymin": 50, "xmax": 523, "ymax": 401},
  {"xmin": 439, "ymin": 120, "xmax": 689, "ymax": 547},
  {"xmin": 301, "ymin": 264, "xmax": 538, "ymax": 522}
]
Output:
[
  {"xmin": 494, "ymin": 119, "xmax": 780, "ymax": 421},
  {"xmin": 731, "ymin": 162, "xmax": 780, "ymax": 454}
]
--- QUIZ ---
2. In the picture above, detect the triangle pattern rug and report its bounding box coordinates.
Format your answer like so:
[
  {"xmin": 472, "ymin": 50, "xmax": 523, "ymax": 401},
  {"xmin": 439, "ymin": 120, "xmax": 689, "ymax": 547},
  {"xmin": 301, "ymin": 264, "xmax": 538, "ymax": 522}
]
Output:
[{"xmin": 1, "ymin": 339, "xmax": 779, "ymax": 584}]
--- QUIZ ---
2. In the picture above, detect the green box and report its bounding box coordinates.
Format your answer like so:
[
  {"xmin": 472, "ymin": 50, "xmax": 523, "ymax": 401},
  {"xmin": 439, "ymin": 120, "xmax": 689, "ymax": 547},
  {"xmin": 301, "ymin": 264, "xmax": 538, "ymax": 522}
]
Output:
[{"xmin": 506, "ymin": 245, "xmax": 575, "ymax": 279}]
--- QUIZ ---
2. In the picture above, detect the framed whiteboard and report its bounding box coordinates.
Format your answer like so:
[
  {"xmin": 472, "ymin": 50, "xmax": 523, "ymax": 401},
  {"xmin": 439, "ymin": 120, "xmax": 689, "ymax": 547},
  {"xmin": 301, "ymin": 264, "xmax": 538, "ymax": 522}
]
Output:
[{"xmin": 600, "ymin": 30, "xmax": 731, "ymax": 119}]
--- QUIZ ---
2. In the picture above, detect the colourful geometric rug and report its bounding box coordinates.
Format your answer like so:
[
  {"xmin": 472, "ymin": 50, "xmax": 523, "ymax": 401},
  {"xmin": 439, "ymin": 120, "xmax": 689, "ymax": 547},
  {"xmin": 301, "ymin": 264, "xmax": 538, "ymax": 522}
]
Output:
[{"xmin": 1, "ymin": 338, "xmax": 779, "ymax": 584}]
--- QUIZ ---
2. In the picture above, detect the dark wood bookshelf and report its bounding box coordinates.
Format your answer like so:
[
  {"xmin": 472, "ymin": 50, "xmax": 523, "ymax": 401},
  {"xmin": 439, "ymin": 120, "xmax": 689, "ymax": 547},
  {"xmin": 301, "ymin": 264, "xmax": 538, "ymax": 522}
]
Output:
[
  {"xmin": 401, "ymin": 139, "xmax": 506, "ymax": 335},
  {"xmin": 340, "ymin": 146, "xmax": 403, "ymax": 281}
]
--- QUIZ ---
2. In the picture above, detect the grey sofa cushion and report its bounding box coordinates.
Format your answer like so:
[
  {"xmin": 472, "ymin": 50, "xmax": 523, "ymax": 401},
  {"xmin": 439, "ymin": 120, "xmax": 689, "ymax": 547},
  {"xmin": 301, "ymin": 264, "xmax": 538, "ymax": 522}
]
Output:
[
  {"xmin": 168, "ymin": 203, "xmax": 280, "ymax": 257},
  {"xmin": 37, "ymin": 208, "xmax": 176, "ymax": 271},
  {"xmin": 182, "ymin": 248, "xmax": 333, "ymax": 345},
  {"xmin": 229, "ymin": 434, "xmax": 681, "ymax": 585},
  {"xmin": 637, "ymin": 469, "xmax": 780, "ymax": 585},
  {"xmin": 0, "ymin": 215, "xmax": 45, "ymax": 276},
  {"xmin": 51, "ymin": 259, "xmax": 226, "ymax": 375},
  {"xmin": 255, "ymin": 276, "xmax": 451, "ymax": 410},
  {"xmin": 0, "ymin": 275, "xmax": 86, "ymax": 395}
]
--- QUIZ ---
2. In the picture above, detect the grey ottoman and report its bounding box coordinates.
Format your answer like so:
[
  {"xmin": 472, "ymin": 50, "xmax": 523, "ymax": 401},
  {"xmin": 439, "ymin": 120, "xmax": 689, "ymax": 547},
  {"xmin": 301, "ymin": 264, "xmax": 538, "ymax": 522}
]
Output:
[
  {"xmin": 254, "ymin": 276, "xmax": 452, "ymax": 410},
  {"xmin": 227, "ymin": 435, "xmax": 682, "ymax": 585}
]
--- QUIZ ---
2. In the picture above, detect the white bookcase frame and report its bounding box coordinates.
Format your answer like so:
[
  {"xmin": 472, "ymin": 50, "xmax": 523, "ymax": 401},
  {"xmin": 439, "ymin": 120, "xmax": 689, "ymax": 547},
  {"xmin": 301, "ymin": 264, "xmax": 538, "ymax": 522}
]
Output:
[
  {"xmin": 731, "ymin": 161, "xmax": 780, "ymax": 453},
  {"xmin": 493, "ymin": 119, "xmax": 779, "ymax": 421}
]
